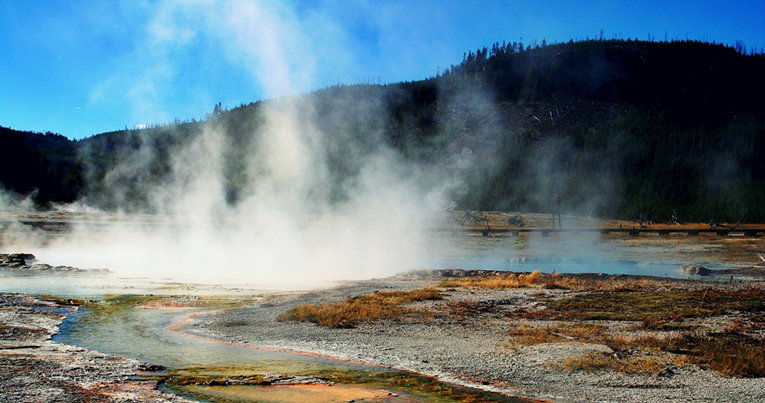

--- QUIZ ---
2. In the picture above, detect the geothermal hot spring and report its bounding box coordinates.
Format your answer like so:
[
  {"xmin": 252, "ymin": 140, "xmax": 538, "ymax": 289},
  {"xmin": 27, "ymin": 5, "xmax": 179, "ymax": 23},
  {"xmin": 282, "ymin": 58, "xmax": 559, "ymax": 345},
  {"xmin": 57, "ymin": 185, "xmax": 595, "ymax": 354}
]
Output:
[
  {"xmin": 0, "ymin": 98, "xmax": 741, "ymax": 403},
  {"xmin": 0, "ymin": 205, "xmax": 740, "ymax": 403}
]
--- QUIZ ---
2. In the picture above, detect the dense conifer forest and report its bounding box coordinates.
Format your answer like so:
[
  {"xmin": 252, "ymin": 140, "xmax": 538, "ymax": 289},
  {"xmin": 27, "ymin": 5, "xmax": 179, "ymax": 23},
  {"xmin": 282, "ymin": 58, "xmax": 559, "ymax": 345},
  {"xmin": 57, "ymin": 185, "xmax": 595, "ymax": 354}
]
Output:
[{"xmin": 2, "ymin": 38, "xmax": 764, "ymax": 222}]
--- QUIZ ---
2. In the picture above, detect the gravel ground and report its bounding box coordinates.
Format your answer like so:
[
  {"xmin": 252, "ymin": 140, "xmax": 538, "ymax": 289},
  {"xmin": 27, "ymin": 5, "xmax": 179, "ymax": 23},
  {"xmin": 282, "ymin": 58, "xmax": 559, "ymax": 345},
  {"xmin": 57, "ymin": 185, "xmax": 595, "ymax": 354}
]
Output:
[
  {"xmin": 0, "ymin": 293, "xmax": 193, "ymax": 403},
  {"xmin": 177, "ymin": 272, "xmax": 765, "ymax": 403}
]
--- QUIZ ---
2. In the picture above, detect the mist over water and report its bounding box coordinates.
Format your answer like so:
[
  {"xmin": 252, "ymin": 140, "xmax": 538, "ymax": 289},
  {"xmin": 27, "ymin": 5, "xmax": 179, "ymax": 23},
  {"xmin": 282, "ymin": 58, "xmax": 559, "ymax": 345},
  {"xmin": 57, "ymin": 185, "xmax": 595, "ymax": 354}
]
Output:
[
  {"xmin": 5, "ymin": 2, "xmax": 739, "ymax": 291},
  {"xmin": 0, "ymin": 86, "xmax": 663, "ymax": 289},
  {"xmin": 0, "ymin": 1, "xmax": 458, "ymax": 289},
  {"xmin": 19, "ymin": 98, "xmax": 444, "ymax": 289}
]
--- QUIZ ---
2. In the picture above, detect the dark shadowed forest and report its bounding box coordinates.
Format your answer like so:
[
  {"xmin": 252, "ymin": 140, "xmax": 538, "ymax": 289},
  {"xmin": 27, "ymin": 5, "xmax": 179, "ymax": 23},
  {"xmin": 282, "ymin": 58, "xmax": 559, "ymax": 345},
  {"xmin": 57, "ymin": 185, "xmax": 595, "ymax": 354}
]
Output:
[{"xmin": 2, "ymin": 38, "xmax": 764, "ymax": 222}]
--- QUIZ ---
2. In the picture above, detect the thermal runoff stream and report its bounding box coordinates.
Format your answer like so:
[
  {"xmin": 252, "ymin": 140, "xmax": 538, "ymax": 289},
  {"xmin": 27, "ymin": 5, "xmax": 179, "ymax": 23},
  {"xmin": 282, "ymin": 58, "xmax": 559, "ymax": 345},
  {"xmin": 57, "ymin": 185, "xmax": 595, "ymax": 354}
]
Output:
[{"xmin": 51, "ymin": 294, "xmax": 526, "ymax": 403}]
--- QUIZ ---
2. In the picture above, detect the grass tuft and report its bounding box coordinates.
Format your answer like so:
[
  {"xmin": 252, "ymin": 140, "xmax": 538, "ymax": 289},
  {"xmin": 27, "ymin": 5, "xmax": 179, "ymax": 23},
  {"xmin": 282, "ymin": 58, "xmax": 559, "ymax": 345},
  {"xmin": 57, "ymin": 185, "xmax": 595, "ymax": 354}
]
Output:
[
  {"xmin": 507, "ymin": 322, "xmax": 606, "ymax": 346},
  {"xmin": 559, "ymin": 352, "xmax": 674, "ymax": 375},
  {"xmin": 439, "ymin": 271, "xmax": 540, "ymax": 289},
  {"xmin": 277, "ymin": 288, "xmax": 442, "ymax": 328}
]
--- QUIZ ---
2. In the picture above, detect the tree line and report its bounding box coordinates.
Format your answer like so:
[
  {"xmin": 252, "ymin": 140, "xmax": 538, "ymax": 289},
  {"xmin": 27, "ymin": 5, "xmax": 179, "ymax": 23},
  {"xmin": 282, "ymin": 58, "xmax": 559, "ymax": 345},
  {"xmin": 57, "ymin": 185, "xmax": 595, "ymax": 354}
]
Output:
[{"xmin": 1, "ymin": 38, "xmax": 763, "ymax": 222}]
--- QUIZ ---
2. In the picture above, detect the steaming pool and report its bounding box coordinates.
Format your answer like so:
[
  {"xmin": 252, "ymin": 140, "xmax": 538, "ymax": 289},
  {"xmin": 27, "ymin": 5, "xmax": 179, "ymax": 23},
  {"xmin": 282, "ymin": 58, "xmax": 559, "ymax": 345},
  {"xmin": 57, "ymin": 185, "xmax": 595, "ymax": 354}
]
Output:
[{"xmin": 4, "ymin": 219, "xmax": 757, "ymax": 402}]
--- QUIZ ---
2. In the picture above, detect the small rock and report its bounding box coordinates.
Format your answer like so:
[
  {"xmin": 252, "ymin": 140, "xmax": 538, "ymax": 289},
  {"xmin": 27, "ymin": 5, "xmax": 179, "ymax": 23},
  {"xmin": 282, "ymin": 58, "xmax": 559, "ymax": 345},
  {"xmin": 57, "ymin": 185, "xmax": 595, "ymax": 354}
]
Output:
[
  {"xmin": 136, "ymin": 363, "xmax": 166, "ymax": 372},
  {"xmin": 681, "ymin": 265, "xmax": 711, "ymax": 276}
]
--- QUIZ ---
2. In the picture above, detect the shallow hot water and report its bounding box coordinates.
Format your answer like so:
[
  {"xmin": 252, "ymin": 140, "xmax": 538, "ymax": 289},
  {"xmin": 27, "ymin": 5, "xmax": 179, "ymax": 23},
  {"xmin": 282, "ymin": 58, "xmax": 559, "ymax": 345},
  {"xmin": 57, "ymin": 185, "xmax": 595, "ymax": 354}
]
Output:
[
  {"xmin": 54, "ymin": 305, "xmax": 350, "ymax": 371},
  {"xmin": 431, "ymin": 232, "xmax": 746, "ymax": 278},
  {"xmin": 53, "ymin": 296, "xmax": 524, "ymax": 403}
]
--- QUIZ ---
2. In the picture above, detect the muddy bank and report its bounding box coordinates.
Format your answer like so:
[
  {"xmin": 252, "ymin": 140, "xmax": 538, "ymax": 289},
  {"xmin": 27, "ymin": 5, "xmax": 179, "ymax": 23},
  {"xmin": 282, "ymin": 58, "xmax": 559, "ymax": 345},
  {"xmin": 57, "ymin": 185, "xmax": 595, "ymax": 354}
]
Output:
[
  {"xmin": 0, "ymin": 293, "xmax": 191, "ymax": 402},
  {"xmin": 177, "ymin": 271, "xmax": 765, "ymax": 403}
]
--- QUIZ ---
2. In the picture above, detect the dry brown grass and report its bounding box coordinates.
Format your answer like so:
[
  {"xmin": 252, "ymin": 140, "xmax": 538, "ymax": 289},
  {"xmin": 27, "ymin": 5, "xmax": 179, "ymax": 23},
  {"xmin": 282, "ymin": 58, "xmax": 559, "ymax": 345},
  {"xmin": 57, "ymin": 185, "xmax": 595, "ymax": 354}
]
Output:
[
  {"xmin": 507, "ymin": 322, "xmax": 607, "ymax": 346},
  {"xmin": 513, "ymin": 287, "xmax": 765, "ymax": 322},
  {"xmin": 638, "ymin": 316, "xmax": 691, "ymax": 331},
  {"xmin": 507, "ymin": 324, "xmax": 567, "ymax": 345},
  {"xmin": 543, "ymin": 273, "xmax": 678, "ymax": 292},
  {"xmin": 438, "ymin": 271, "xmax": 677, "ymax": 292},
  {"xmin": 508, "ymin": 323, "xmax": 677, "ymax": 350},
  {"xmin": 277, "ymin": 288, "xmax": 442, "ymax": 328},
  {"xmin": 559, "ymin": 331, "xmax": 765, "ymax": 378},
  {"xmin": 441, "ymin": 270, "xmax": 765, "ymax": 377},
  {"xmin": 511, "ymin": 284, "xmax": 765, "ymax": 377},
  {"xmin": 439, "ymin": 271, "xmax": 541, "ymax": 289},
  {"xmin": 598, "ymin": 334, "xmax": 670, "ymax": 351},
  {"xmin": 558, "ymin": 352, "xmax": 684, "ymax": 375},
  {"xmin": 548, "ymin": 330, "xmax": 765, "ymax": 378},
  {"xmin": 722, "ymin": 312, "xmax": 765, "ymax": 335},
  {"xmin": 445, "ymin": 301, "xmax": 487, "ymax": 320},
  {"xmin": 668, "ymin": 332, "xmax": 765, "ymax": 377}
]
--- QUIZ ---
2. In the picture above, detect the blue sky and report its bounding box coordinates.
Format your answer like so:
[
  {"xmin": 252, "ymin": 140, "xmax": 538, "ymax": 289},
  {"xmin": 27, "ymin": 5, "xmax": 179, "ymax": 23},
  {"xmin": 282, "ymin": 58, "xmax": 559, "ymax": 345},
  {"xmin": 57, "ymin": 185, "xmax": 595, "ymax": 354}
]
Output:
[{"xmin": 1, "ymin": 0, "xmax": 763, "ymax": 140}]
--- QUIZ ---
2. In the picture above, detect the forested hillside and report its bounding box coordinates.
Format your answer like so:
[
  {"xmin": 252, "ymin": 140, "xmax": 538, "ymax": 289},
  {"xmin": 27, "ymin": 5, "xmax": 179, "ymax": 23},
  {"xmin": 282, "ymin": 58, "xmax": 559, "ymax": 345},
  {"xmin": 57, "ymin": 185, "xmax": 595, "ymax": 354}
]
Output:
[
  {"xmin": 435, "ymin": 39, "xmax": 765, "ymax": 222},
  {"xmin": 0, "ymin": 126, "xmax": 82, "ymax": 205},
  {"xmin": 2, "ymin": 39, "xmax": 764, "ymax": 222}
]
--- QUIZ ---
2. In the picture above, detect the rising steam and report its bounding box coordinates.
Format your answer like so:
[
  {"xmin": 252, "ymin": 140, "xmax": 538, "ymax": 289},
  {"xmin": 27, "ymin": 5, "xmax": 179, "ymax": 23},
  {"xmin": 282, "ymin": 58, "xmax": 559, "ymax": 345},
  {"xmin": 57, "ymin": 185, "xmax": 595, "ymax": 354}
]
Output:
[
  {"xmin": 28, "ymin": 96, "xmax": 443, "ymax": 290},
  {"xmin": 1, "ymin": 1, "xmax": 625, "ymax": 290},
  {"xmin": 0, "ymin": 1, "xmax": 455, "ymax": 289}
]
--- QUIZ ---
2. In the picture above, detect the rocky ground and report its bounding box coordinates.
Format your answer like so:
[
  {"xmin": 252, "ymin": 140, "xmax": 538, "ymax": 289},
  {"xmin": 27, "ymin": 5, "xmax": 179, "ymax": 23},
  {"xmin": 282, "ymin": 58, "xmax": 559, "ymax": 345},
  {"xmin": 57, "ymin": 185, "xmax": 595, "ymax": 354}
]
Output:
[
  {"xmin": 0, "ymin": 293, "xmax": 192, "ymax": 403},
  {"xmin": 177, "ymin": 271, "xmax": 765, "ymax": 403},
  {"xmin": 0, "ymin": 253, "xmax": 110, "ymax": 277}
]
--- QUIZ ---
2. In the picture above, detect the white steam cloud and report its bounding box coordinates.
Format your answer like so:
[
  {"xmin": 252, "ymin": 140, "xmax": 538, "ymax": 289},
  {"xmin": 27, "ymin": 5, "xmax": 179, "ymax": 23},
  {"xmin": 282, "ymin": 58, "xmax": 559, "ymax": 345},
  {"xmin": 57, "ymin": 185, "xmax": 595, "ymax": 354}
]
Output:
[
  {"xmin": 35, "ymin": 97, "xmax": 437, "ymax": 289},
  {"xmin": 0, "ymin": 0, "xmax": 449, "ymax": 290}
]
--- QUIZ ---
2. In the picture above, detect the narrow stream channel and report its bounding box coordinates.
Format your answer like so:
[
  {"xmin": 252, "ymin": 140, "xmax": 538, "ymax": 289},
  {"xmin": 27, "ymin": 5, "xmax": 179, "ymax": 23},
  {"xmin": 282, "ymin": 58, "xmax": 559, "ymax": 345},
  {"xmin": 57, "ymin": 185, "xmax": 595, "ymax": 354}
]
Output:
[
  {"xmin": 54, "ymin": 297, "xmax": 527, "ymax": 403},
  {"xmin": 54, "ymin": 305, "xmax": 360, "ymax": 371}
]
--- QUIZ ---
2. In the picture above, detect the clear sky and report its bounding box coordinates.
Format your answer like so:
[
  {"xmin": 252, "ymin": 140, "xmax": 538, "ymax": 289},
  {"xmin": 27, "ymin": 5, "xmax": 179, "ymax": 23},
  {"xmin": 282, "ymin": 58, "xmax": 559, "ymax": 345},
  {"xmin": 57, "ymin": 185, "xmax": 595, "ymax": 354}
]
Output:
[{"xmin": 1, "ymin": 0, "xmax": 763, "ymax": 140}]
